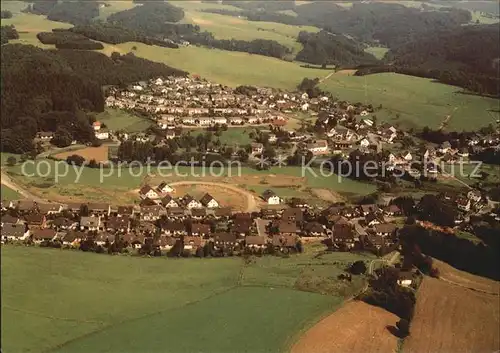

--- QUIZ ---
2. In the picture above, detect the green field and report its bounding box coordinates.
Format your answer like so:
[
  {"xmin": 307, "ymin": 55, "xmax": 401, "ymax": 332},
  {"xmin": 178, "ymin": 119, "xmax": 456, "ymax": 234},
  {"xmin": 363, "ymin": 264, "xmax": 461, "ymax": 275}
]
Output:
[
  {"xmin": 190, "ymin": 126, "xmax": 257, "ymax": 146},
  {"xmin": 1, "ymin": 184, "xmax": 21, "ymax": 201},
  {"xmin": 320, "ymin": 72, "xmax": 500, "ymax": 130},
  {"xmin": 96, "ymin": 108, "xmax": 153, "ymax": 133},
  {"xmin": 364, "ymin": 46, "xmax": 389, "ymax": 60},
  {"xmin": 2, "ymin": 245, "xmax": 371, "ymax": 353}
]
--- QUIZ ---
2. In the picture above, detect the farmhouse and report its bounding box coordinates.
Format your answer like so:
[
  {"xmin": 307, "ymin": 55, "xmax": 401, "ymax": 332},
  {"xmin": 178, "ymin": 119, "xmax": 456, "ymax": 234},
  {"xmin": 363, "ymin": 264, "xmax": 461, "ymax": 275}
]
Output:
[
  {"xmin": 157, "ymin": 182, "xmax": 174, "ymax": 194},
  {"xmin": 245, "ymin": 236, "xmax": 267, "ymax": 249},
  {"xmin": 31, "ymin": 229, "xmax": 56, "ymax": 243},
  {"xmin": 307, "ymin": 140, "xmax": 329, "ymax": 155},
  {"xmin": 161, "ymin": 195, "xmax": 180, "ymax": 208},
  {"xmin": 80, "ymin": 216, "xmax": 101, "ymax": 231},
  {"xmin": 373, "ymin": 223, "xmax": 398, "ymax": 237},
  {"xmin": 183, "ymin": 195, "xmax": 203, "ymax": 209},
  {"xmin": 1, "ymin": 223, "xmax": 29, "ymax": 241}
]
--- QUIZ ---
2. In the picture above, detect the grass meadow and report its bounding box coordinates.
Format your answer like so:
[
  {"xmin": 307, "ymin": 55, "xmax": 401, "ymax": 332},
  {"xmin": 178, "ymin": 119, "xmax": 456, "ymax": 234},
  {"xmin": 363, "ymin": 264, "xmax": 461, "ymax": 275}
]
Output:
[{"xmin": 1, "ymin": 244, "xmax": 370, "ymax": 353}]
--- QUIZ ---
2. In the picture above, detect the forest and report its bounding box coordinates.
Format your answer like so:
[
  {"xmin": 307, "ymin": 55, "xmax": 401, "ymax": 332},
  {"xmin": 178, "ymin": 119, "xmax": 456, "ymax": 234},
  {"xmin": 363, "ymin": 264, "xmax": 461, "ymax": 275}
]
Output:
[
  {"xmin": 37, "ymin": 30, "xmax": 104, "ymax": 50},
  {"xmin": 0, "ymin": 44, "xmax": 186, "ymax": 154},
  {"xmin": 295, "ymin": 30, "xmax": 379, "ymax": 67},
  {"xmin": 25, "ymin": 0, "xmax": 100, "ymax": 25},
  {"xmin": 1, "ymin": 25, "xmax": 19, "ymax": 45}
]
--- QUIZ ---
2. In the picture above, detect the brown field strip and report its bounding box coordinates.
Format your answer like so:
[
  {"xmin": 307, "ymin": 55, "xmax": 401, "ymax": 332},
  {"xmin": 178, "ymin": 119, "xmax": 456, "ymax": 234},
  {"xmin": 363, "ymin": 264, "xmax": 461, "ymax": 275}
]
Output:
[
  {"xmin": 405, "ymin": 277, "xmax": 499, "ymax": 353},
  {"xmin": 291, "ymin": 301, "xmax": 399, "ymax": 353},
  {"xmin": 54, "ymin": 146, "xmax": 109, "ymax": 163},
  {"xmin": 433, "ymin": 259, "xmax": 500, "ymax": 295}
]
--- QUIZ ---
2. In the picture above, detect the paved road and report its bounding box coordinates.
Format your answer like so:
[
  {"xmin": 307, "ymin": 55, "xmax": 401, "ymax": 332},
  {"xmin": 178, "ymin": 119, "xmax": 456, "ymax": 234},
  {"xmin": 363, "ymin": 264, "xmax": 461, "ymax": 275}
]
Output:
[{"xmin": 169, "ymin": 180, "xmax": 259, "ymax": 212}]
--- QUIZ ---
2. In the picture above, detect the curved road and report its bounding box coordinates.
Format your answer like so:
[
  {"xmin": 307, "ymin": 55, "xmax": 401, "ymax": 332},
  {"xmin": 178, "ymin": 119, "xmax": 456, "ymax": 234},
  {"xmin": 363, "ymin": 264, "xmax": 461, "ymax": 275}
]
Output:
[{"xmin": 169, "ymin": 181, "xmax": 259, "ymax": 212}]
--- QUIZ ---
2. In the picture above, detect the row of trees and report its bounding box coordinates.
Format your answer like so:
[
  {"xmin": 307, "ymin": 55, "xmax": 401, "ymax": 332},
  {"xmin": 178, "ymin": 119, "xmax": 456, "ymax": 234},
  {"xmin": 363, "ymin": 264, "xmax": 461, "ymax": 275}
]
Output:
[
  {"xmin": 1, "ymin": 25, "xmax": 19, "ymax": 45},
  {"xmin": 25, "ymin": 0, "xmax": 100, "ymax": 25},
  {"xmin": 37, "ymin": 30, "xmax": 104, "ymax": 50}
]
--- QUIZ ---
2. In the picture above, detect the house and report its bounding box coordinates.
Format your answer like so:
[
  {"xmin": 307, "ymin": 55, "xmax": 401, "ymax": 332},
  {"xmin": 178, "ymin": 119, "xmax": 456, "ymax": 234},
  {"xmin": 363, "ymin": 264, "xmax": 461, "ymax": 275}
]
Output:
[
  {"xmin": 161, "ymin": 195, "xmax": 180, "ymax": 208},
  {"xmin": 157, "ymin": 237, "xmax": 177, "ymax": 251},
  {"xmin": 183, "ymin": 236, "xmax": 202, "ymax": 251},
  {"xmin": 16, "ymin": 200, "xmax": 37, "ymax": 213},
  {"xmin": 167, "ymin": 207, "xmax": 186, "ymax": 219},
  {"xmin": 51, "ymin": 217, "xmax": 77, "ymax": 230},
  {"xmin": 272, "ymin": 234, "xmax": 297, "ymax": 249},
  {"xmin": 214, "ymin": 207, "xmax": 232, "ymax": 219},
  {"xmin": 106, "ymin": 216, "xmax": 130, "ymax": 233},
  {"xmin": 1, "ymin": 223, "xmax": 29, "ymax": 241},
  {"xmin": 95, "ymin": 129, "xmax": 109, "ymax": 140},
  {"xmin": 384, "ymin": 204, "xmax": 402, "ymax": 216},
  {"xmin": 359, "ymin": 138, "xmax": 370, "ymax": 148},
  {"xmin": 275, "ymin": 220, "xmax": 298, "ymax": 236},
  {"xmin": 62, "ymin": 231, "xmax": 85, "ymax": 247},
  {"xmin": 200, "ymin": 193, "xmax": 219, "ymax": 208},
  {"xmin": 156, "ymin": 183, "xmax": 174, "ymax": 194},
  {"xmin": 1, "ymin": 214, "xmax": 23, "ymax": 226},
  {"xmin": 467, "ymin": 190, "xmax": 482, "ymax": 203},
  {"xmin": 282, "ymin": 208, "xmax": 303, "ymax": 223},
  {"xmin": 160, "ymin": 221, "xmax": 187, "ymax": 237},
  {"xmin": 397, "ymin": 271, "xmax": 414, "ymax": 287},
  {"xmin": 214, "ymin": 232, "xmax": 238, "ymax": 249},
  {"xmin": 401, "ymin": 151, "xmax": 413, "ymax": 162},
  {"xmin": 365, "ymin": 213, "xmax": 384, "ymax": 226},
  {"xmin": 80, "ymin": 216, "xmax": 101, "ymax": 231},
  {"xmin": 88, "ymin": 203, "xmax": 111, "ymax": 216},
  {"xmin": 439, "ymin": 141, "xmax": 452, "ymax": 154},
  {"xmin": 24, "ymin": 213, "xmax": 47, "ymax": 229},
  {"xmin": 116, "ymin": 206, "xmax": 135, "ymax": 217},
  {"xmin": 456, "ymin": 197, "xmax": 471, "ymax": 212},
  {"xmin": 36, "ymin": 131, "xmax": 54, "ymax": 141},
  {"xmin": 307, "ymin": 140, "xmax": 328, "ymax": 155},
  {"xmin": 331, "ymin": 224, "xmax": 356, "ymax": 249},
  {"xmin": 140, "ymin": 205, "xmax": 164, "ymax": 221},
  {"xmin": 245, "ymin": 236, "xmax": 267, "ymax": 249},
  {"xmin": 31, "ymin": 228, "xmax": 56, "ymax": 243},
  {"xmin": 373, "ymin": 223, "xmax": 398, "ymax": 237},
  {"xmin": 183, "ymin": 194, "xmax": 203, "ymax": 209},
  {"xmin": 191, "ymin": 223, "xmax": 211, "ymax": 237},
  {"xmin": 191, "ymin": 207, "xmax": 207, "ymax": 219},
  {"xmin": 37, "ymin": 203, "xmax": 63, "ymax": 215},
  {"xmin": 359, "ymin": 204, "xmax": 380, "ymax": 216},
  {"xmin": 139, "ymin": 185, "xmax": 160, "ymax": 200},
  {"xmin": 251, "ymin": 143, "xmax": 264, "ymax": 155},
  {"xmin": 303, "ymin": 222, "xmax": 326, "ymax": 237},
  {"xmin": 262, "ymin": 190, "xmax": 281, "ymax": 205}
]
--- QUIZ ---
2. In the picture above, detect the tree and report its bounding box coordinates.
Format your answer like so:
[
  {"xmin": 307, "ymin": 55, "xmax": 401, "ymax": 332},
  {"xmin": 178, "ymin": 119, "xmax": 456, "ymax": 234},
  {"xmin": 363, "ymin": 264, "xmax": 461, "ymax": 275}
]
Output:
[
  {"xmin": 66, "ymin": 154, "xmax": 85, "ymax": 166},
  {"xmin": 396, "ymin": 319, "xmax": 410, "ymax": 337},
  {"xmin": 6, "ymin": 156, "xmax": 17, "ymax": 166},
  {"xmin": 52, "ymin": 128, "xmax": 73, "ymax": 147},
  {"xmin": 348, "ymin": 260, "xmax": 367, "ymax": 275},
  {"xmin": 79, "ymin": 204, "xmax": 89, "ymax": 217},
  {"xmin": 237, "ymin": 149, "xmax": 249, "ymax": 162}
]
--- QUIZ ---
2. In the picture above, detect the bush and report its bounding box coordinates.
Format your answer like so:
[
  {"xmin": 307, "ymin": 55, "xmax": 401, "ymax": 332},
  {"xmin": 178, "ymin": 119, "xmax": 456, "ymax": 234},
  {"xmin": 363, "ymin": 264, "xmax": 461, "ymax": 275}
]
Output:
[{"xmin": 348, "ymin": 260, "xmax": 367, "ymax": 275}]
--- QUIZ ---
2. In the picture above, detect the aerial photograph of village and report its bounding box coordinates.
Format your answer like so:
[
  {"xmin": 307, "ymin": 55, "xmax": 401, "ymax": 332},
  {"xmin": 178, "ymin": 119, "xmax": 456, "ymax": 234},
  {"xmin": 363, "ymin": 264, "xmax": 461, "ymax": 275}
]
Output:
[{"xmin": 1, "ymin": 0, "xmax": 499, "ymax": 352}]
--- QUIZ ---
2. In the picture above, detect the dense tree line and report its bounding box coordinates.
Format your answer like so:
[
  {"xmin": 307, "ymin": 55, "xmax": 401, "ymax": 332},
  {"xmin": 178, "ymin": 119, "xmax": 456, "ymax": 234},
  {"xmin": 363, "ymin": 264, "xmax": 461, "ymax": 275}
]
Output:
[
  {"xmin": 400, "ymin": 224, "xmax": 500, "ymax": 280},
  {"xmin": 70, "ymin": 23, "xmax": 180, "ymax": 48},
  {"xmin": 1, "ymin": 10, "xmax": 13, "ymax": 19},
  {"xmin": 1, "ymin": 25, "xmax": 19, "ymax": 45},
  {"xmin": 107, "ymin": 2, "xmax": 185, "ymax": 29},
  {"xmin": 37, "ymin": 30, "xmax": 104, "ymax": 50},
  {"xmin": 222, "ymin": 1, "xmax": 296, "ymax": 12},
  {"xmin": 25, "ymin": 0, "xmax": 99, "ymax": 25},
  {"xmin": 1, "ymin": 44, "xmax": 187, "ymax": 153},
  {"xmin": 296, "ymin": 30, "xmax": 379, "ymax": 67}
]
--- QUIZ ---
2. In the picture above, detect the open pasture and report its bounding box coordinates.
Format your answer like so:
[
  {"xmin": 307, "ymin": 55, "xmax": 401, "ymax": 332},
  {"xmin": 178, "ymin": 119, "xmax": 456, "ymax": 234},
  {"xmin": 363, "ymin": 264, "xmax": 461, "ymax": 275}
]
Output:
[
  {"xmin": 54, "ymin": 146, "xmax": 109, "ymax": 164},
  {"xmin": 1, "ymin": 244, "xmax": 370, "ymax": 353}
]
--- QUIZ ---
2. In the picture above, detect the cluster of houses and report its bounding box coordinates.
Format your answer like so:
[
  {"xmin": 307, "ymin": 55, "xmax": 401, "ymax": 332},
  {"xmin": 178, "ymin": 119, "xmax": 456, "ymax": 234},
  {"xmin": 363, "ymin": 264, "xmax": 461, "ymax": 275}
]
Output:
[{"xmin": 1, "ymin": 193, "xmax": 406, "ymax": 256}]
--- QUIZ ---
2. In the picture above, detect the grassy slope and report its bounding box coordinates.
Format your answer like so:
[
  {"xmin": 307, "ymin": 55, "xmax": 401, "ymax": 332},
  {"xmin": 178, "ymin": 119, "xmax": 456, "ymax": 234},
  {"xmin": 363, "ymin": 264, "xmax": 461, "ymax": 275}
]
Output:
[
  {"xmin": 320, "ymin": 72, "xmax": 499, "ymax": 130},
  {"xmin": 1, "ymin": 184, "xmax": 22, "ymax": 201},
  {"xmin": 96, "ymin": 108, "xmax": 152, "ymax": 133},
  {"xmin": 2, "ymin": 245, "xmax": 369, "ymax": 353}
]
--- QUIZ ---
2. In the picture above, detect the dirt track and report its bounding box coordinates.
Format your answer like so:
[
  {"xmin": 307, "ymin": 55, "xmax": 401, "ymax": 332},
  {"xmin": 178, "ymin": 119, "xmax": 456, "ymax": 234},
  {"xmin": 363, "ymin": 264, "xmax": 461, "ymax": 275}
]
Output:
[
  {"xmin": 1, "ymin": 171, "xmax": 45, "ymax": 202},
  {"xmin": 291, "ymin": 301, "xmax": 399, "ymax": 353}
]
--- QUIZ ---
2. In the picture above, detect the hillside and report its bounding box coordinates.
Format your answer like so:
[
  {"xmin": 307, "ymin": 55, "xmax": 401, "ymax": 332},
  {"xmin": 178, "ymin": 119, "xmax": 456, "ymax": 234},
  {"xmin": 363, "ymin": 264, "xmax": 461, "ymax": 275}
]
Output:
[
  {"xmin": 381, "ymin": 24, "xmax": 500, "ymax": 96},
  {"xmin": 0, "ymin": 44, "xmax": 186, "ymax": 154},
  {"xmin": 295, "ymin": 30, "xmax": 379, "ymax": 67}
]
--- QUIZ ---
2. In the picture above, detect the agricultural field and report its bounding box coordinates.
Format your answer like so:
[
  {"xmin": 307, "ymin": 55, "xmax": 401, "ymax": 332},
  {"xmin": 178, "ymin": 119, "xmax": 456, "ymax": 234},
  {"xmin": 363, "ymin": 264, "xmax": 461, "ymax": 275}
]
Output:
[
  {"xmin": 95, "ymin": 108, "xmax": 153, "ymax": 133},
  {"xmin": 320, "ymin": 72, "xmax": 500, "ymax": 131},
  {"xmin": 1, "ymin": 11, "xmax": 72, "ymax": 48},
  {"xmin": 1, "ymin": 184, "xmax": 21, "ymax": 201},
  {"xmin": 189, "ymin": 126, "xmax": 256, "ymax": 146},
  {"xmin": 1, "ymin": 244, "xmax": 371, "ymax": 353},
  {"xmin": 404, "ymin": 276, "xmax": 499, "ymax": 353},
  {"xmin": 291, "ymin": 301, "xmax": 399, "ymax": 353},
  {"xmin": 54, "ymin": 146, "xmax": 109, "ymax": 164}
]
